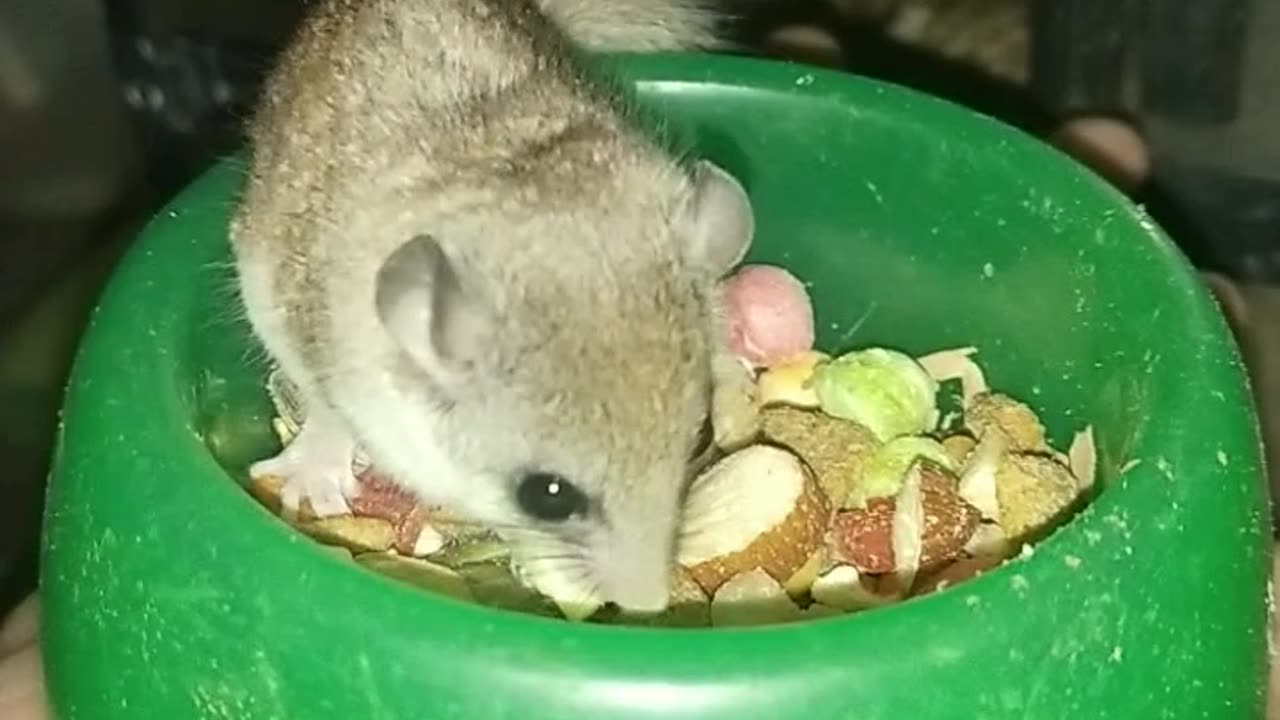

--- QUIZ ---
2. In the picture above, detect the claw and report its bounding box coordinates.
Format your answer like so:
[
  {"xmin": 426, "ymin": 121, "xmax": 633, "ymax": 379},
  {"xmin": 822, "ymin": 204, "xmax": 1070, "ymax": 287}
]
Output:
[
  {"xmin": 253, "ymin": 456, "xmax": 357, "ymax": 518},
  {"xmin": 250, "ymin": 410, "xmax": 360, "ymax": 519}
]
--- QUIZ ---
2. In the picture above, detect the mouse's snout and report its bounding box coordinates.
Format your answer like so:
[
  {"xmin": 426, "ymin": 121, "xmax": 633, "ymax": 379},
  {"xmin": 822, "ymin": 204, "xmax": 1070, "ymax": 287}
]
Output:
[
  {"xmin": 597, "ymin": 539, "xmax": 673, "ymax": 614},
  {"xmin": 600, "ymin": 570, "xmax": 671, "ymax": 614}
]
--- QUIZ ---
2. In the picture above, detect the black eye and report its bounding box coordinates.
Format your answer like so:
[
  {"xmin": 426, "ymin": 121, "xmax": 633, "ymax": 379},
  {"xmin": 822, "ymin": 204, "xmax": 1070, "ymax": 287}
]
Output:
[
  {"xmin": 690, "ymin": 415, "xmax": 715, "ymax": 461},
  {"xmin": 516, "ymin": 472, "xmax": 588, "ymax": 522}
]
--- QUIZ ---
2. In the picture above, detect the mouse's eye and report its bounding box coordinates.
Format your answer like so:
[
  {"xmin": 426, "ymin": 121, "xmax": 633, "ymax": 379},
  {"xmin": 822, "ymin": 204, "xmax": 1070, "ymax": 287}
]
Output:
[
  {"xmin": 516, "ymin": 472, "xmax": 588, "ymax": 522},
  {"xmin": 690, "ymin": 415, "xmax": 715, "ymax": 461}
]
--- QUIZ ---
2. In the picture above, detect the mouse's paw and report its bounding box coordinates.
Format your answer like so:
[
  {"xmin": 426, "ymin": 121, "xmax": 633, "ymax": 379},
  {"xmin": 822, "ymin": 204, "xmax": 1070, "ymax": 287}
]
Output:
[{"xmin": 250, "ymin": 417, "xmax": 360, "ymax": 518}]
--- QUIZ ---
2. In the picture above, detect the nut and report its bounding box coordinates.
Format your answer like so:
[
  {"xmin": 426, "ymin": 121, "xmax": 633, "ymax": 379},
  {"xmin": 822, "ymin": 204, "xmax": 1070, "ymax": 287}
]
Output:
[
  {"xmin": 830, "ymin": 497, "xmax": 894, "ymax": 573},
  {"xmin": 248, "ymin": 473, "xmax": 294, "ymax": 517},
  {"xmin": 941, "ymin": 433, "xmax": 977, "ymax": 466},
  {"xmin": 849, "ymin": 436, "xmax": 955, "ymax": 508},
  {"xmin": 1068, "ymin": 426, "xmax": 1097, "ymax": 491},
  {"xmin": 964, "ymin": 522, "xmax": 1012, "ymax": 558},
  {"xmin": 347, "ymin": 473, "xmax": 437, "ymax": 555},
  {"xmin": 782, "ymin": 547, "xmax": 829, "ymax": 598},
  {"xmin": 911, "ymin": 555, "xmax": 1005, "ymax": 596},
  {"xmin": 829, "ymin": 463, "xmax": 980, "ymax": 573},
  {"xmin": 454, "ymin": 561, "xmax": 559, "ymax": 617},
  {"xmin": 810, "ymin": 564, "xmax": 896, "ymax": 611},
  {"xmin": 298, "ymin": 516, "xmax": 396, "ymax": 553},
  {"xmin": 996, "ymin": 453, "xmax": 1080, "ymax": 543},
  {"xmin": 710, "ymin": 569, "xmax": 805, "ymax": 627},
  {"xmin": 356, "ymin": 553, "xmax": 474, "ymax": 602},
  {"xmin": 711, "ymin": 353, "xmax": 762, "ymax": 453},
  {"xmin": 966, "ymin": 392, "xmax": 1047, "ymax": 452},
  {"xmin": 249, "ymin": 470, "xmax": 442, "ymax": 556},
  {"xmin": 679, "ymin": 445, "xmax": 832, "ymax": 595},
  {"xmin": 916, "ymin": 347, "xmax": 989, "ymax": 405},
  {"xmin": 757, "ymin": 351, "xmax": 829, "ymax": 408},
  {"xmin": 431, "ymin": 538, "xmax": 511, "ymax": 567},
  {"xmin": 759, "ymin": 405, "xmax": 880, "ymax": 506}
]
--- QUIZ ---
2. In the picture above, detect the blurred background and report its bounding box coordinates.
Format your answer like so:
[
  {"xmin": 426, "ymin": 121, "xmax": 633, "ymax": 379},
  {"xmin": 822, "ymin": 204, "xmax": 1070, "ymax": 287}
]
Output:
[{"xmin": 2, "ymin": 0, "xmax": 1278, "ymax": 618}]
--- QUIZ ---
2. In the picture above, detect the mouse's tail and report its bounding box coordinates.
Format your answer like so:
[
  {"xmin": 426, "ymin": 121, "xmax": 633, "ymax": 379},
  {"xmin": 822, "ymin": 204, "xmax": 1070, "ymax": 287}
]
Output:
[{"xmin": 537, "ymin": 0, "xmax": 742, "ymax": 52}]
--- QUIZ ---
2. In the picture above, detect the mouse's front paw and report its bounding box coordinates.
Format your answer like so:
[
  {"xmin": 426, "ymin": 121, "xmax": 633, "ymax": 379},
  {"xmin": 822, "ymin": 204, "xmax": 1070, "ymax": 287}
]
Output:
[{"xmin": 250, "ymin": 423, "xmax": 360, "ymax": 518}]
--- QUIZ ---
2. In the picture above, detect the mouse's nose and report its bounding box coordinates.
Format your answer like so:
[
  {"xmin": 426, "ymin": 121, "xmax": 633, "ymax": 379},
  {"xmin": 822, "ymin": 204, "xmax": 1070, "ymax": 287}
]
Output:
[
  {"xmin": 604, "ymin": 576, "xmax": 671, "ymax": 614},
  {"xmin": 599, "ymin": 549, "xmax": 672, "ymax": 614}
]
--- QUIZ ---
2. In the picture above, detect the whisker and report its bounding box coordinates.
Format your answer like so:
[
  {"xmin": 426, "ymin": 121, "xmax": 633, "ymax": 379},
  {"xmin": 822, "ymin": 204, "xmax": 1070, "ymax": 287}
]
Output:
[{"xmin": 516, "ymin": 551, "xmax": 588, "ymax": 565}]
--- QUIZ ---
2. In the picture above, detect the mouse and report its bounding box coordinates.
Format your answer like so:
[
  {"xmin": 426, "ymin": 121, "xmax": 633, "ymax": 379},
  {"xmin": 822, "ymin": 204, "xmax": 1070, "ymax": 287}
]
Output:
[{"xmin": 229, "ymin": 0, "xmax": 755, "ymax": 614}]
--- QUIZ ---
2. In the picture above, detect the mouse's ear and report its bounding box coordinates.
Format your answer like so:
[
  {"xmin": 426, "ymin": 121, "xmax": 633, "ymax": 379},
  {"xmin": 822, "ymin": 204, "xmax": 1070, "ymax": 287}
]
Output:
[
  {"xmin": 681, "ymin": 160, "xmax": 754, "ymax": 277},
  {"xmin": 375, "ymin": 235, "xmax": 494, "ymax": 382}
]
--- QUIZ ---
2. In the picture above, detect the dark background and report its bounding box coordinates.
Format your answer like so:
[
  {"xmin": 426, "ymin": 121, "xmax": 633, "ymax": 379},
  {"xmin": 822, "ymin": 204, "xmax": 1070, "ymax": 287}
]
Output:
[{"xmin": 3, "ymin": 0, "xmax": 1279, "ymax": 618}]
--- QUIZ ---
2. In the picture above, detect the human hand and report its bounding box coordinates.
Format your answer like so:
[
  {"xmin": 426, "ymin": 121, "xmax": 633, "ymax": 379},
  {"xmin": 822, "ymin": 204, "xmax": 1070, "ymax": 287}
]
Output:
[{"xmin": 0, "ymin": 594, "xmax": 48, "ymax": 720}]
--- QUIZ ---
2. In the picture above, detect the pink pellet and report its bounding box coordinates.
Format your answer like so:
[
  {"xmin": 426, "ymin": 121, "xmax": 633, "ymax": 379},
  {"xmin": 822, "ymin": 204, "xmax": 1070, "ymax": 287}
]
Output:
[{"xmin": 720, "ymin": 264, "xmax": 815, "ymax": 368}]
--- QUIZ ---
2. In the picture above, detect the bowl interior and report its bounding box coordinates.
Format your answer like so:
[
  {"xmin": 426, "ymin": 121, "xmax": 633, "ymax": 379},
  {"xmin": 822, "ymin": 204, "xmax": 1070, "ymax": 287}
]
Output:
[
  {"xmin": 43, "ymin": 54, "xmax": 1270, "ymax": 720},
  {"xmin": 205, "ymin": 70, "xmax": 1172, "ymax": 498},
  {"xmin": 202, "ymin": 61, "xmax": 1217, "ymax": 525}
]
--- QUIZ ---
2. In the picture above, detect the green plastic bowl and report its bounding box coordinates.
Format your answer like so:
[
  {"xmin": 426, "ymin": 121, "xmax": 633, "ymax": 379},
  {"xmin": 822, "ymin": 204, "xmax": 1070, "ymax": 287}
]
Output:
[{"xmin": 42, "ymin": 54, "xmax": 1271, "ymax": 719}]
